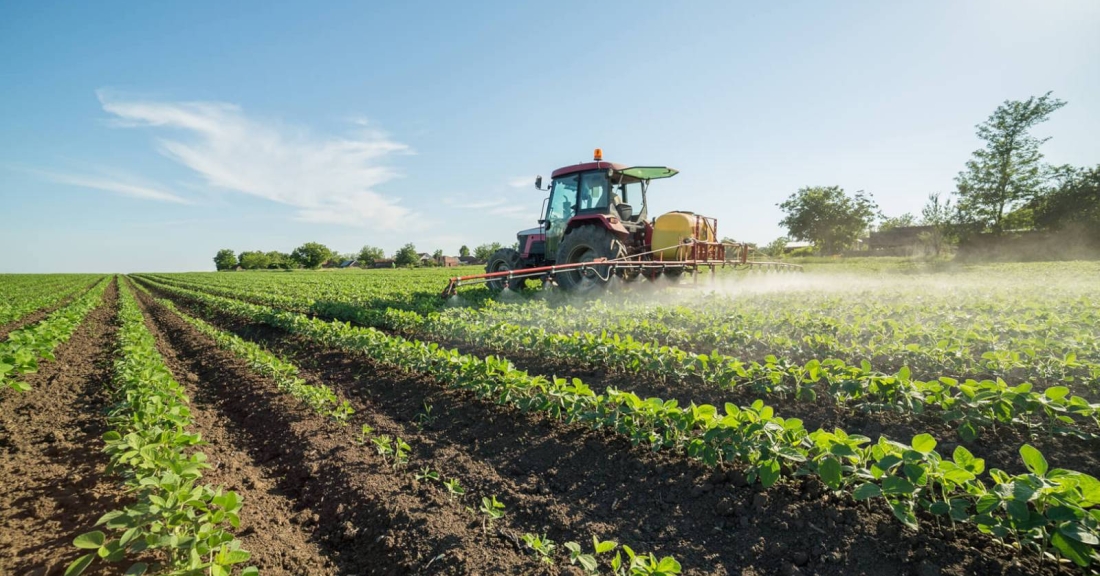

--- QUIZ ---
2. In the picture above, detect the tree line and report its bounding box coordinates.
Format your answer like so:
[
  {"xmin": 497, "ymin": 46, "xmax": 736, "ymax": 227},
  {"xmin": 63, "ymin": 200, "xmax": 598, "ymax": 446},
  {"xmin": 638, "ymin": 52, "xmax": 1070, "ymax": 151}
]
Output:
[
  {"xmin": 772, "ymin": 92, "xmax": 1098, "ymax": 256},
  {"xmin": 213, "ymin": 241, "xmax": 510, "ymax": 271}
]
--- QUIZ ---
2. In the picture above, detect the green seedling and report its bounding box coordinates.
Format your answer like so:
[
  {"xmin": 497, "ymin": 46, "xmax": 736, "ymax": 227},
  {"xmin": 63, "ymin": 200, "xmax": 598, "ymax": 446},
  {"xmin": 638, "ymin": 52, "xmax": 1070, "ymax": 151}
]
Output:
[
  {"xmin": 521, "ymin": 533, "xmax": 557, "ymax": 565},
  {"xmin": 354, "ymin": 424, "xmax": 374, "ymax": 446},
  {"xmin": 443, "ymin": 478, "xmax": 465, "ymax": 501},
  {"xmin": 415, "ymin": 467, "xmax": 440, "ymax": 482},
  {"xmin": 479, "ymin": 495, "xmax": 506, "ymax": 531}
]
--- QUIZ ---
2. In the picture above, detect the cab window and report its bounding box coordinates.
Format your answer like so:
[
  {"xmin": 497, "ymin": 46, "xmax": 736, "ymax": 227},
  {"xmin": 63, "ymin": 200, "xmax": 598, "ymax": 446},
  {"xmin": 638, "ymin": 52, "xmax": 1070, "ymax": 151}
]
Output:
[{"xmin": 578, "ymin": 172, "xmax": 609, "ymax": 211}]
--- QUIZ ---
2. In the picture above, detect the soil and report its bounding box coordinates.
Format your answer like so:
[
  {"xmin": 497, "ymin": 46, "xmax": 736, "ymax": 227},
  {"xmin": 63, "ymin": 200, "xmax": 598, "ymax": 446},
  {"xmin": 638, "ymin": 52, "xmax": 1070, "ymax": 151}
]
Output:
[
  {"xmin": 0, "ymin": 279, "xmax": 100, "ymax": 342},
  {"xmin": 131, "ymin": 281, "xmax": 549, "ymax": 575},
  {"xmin": 136, "ymin": 276, "xmax": 1083, "ymax": 576},
  {"xmin": 0, "ymin": 278, "xmax": 120, "ymax": 576}
]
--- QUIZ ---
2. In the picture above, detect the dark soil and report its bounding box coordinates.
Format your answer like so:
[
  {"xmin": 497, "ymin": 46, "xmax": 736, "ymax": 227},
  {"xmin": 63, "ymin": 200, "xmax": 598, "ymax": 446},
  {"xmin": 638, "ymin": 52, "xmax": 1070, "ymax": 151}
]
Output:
[
  {"xmin": 0, "ymin": 279, "xmax": 101, "ymax": 341},
  {"xmin": 136, "ymin": 276, "xmax": 1082, "ymax": 576},
  {"xmin": 131, "ymin": 281, "xmax": 550, "ymax": 575},
  {"xmin": 0, "ymin": 278, "xmax": 120, "ymax": 576}
]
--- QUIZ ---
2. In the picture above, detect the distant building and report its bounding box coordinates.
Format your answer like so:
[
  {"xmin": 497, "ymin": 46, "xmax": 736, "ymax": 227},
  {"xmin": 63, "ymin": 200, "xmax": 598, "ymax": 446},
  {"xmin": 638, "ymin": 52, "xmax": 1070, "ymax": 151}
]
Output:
[
  {"xmin": 782, "ymin": 241, "xmax": 814, "ymax": 254},
  {"xmin": 372, "ymin": 258, "xmax": 396, "ymax": 268},
  {"xmin": 436, "ymin": 256, "xmax": 459, "ymax": 267},
  {"xmin": 458, "ymin": 255, "xmax": 483, "ymax": 265},
  {"xmin": 338, "ymin": 259, "xmax": 357, "ymax": 268}
]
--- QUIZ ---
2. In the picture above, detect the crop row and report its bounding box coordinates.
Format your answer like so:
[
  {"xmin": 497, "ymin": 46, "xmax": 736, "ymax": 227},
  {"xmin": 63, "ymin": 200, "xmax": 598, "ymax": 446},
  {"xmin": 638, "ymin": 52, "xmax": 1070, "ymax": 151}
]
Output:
[
  {"xmin": 436, "ymin": 296, "xmax": 1100, "ymax": 392},
  {"xmin": 131, "ymin": 282, "xmax": 355, "ymax": 423},
  {"xmin": 136, "ymin": 276, "xmax": 1100, "ymax": 570},
  {"xmin": 137, "ymin": 275, "xmax": 1100, "ymax": 442},
  {"xmin": 139, "ymin": 271, "xmax": 1100, "ymax": 390},
  {"xmin": 1, "ymin": 277, "xmax": 109, "ymax": 392},
  {"xmin": 0, "ymin": 274, "xmax": 100, "ymax": 327},
  {"xmin": 134, "ymin": 280, "xmax": 686, "ymax": 575},
  {"xmin": 67, "ymin": 281, "xmax": 255, "ymax": 576}
]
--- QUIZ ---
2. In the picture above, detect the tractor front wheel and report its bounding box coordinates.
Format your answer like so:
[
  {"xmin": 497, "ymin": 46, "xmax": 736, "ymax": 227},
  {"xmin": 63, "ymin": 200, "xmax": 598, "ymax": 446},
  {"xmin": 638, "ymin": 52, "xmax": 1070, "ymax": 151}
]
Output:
[
  {"xmin": 555, "ymin": 226, "xmax": 627, "ymax": 293},
  {"xmin": 485, "ymin": 248, "xmax": 525, "ymax": 292}
]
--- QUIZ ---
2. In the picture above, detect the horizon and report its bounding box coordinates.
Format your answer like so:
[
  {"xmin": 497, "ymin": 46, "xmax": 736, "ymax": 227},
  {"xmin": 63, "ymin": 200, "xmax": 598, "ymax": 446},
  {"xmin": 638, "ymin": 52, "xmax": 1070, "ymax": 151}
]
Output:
[{"xmin": 2, "ymin": 0, "xmax": 1098, "ymax": 273}]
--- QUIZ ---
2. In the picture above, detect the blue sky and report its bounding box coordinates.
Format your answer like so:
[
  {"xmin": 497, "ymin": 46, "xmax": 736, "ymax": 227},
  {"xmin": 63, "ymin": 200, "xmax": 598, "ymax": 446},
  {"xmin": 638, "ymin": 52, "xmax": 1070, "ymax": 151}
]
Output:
[{"xmin": 1, "ymin": 0, "xmax": 1098, "ymax": 273}]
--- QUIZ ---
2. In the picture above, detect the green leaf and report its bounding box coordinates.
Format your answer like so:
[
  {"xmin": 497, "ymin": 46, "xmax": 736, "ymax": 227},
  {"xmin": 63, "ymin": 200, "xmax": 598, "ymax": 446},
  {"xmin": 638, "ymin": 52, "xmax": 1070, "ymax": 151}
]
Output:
[
  {"xmin": 957, "ymin": 421, "xmax": 978, "ymax": 443},
  {"xmin": 1019, "ymin": 444, "xmax": 1048, "ymax": 476},
  {"xmin": 73, "ymin": 531, "xmax": 105, "ymax": 549},
  {"xmin": 910, "ymin": 433, "xmax": 936, "ymax": 454},
  {"xmin": 1044, "ymin": 386, "xmax": 1070, "ymax": 401},
  {"xmin": 818, "ymin": 457, "xmax": 842, "ymax": 490},
  {"xmin": 1059, "ymin": 523, "xmax": 1100, "ymax": 545},
  {"xmin": 123, "ymin": 563, "xmax": 148, "ymax": 576},
  {"xmin": 241, "ymin": 568, "xmax": 259, "ymax": 576},
  {"xmin": 64, "ymin": 553, "xmax": 95, "ymax": 576},
  {"xmin": 757, "ymin": 459, "xmax": 781, "ymax": 488},
  {"xmin": 593, "ymin": 538, "xmax": 617, "ymax": 554},
  {"xmin": 882, "ymin": 476, "xmax": 916, "ymax": 495},
  {"xmin": 890, "ymin": 501, "xmax": 919, "ymax": 531},
  {"xmin": 1051, "ymin": 530, "xmax": 1091, "ymax": 567},
  {"xmin": 852, "ymin": 483, "xmax": 882, "ymax": 501}
]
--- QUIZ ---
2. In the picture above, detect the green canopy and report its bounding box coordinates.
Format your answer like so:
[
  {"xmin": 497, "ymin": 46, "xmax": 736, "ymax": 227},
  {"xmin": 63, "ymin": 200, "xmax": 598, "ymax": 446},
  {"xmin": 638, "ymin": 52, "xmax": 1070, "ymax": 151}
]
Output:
[{"xmin": 619, "ymin": 166, "xmax": 679, "ymax": 180}]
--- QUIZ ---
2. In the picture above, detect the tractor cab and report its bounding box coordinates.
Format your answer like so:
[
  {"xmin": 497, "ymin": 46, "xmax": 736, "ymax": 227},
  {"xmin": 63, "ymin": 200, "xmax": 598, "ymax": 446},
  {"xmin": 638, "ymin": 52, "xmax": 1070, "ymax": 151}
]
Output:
[{"xmin": 528, "ymin": 149, "xmax": 678, "ymax": 259}]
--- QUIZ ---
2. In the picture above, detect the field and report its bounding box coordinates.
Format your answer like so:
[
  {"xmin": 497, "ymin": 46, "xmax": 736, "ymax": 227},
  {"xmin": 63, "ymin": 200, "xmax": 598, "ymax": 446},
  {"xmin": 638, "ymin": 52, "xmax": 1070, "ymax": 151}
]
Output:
[{"xmin": 1, "ymin": 262, "xmax": 1099, "ymax": 576}]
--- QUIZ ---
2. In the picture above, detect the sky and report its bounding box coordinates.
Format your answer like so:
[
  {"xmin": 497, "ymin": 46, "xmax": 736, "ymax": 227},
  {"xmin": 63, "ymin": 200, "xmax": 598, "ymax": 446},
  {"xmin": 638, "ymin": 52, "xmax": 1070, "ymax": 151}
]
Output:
[{"xmin": 1, "ymin": 0, "xmax": 1098, "ymax": 273}]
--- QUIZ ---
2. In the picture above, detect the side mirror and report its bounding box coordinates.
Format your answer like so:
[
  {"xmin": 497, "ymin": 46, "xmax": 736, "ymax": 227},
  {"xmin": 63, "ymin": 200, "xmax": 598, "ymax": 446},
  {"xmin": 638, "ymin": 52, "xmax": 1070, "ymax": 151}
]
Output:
[{"xmin": 535, "ymin": 176, "xmax": 543, "ymax": 190}]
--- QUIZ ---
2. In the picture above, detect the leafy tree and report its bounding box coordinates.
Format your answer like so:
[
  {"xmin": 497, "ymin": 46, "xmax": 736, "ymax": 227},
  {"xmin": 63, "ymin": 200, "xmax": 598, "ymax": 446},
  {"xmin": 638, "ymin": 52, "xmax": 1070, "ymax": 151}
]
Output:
[
  {"xmin": 290, "ymin": 242, "xmax": 335, "ymax": 269},
  {"xmin": 919, "ymin": 193, "xmax": 955, "ymax": 256},
  {"xmin": 762, "ymin": 237, "xmax": 788, "ymax": 257},
  {"xmin": 357, "ymin": 245, "xmax": 385, "ymax": 267},
  {"xmin": 213, "ymin": 249, "xmax": 237, "ymax": 271},
  {"xmin": 878, "ymin": 213, "xmax": 916, "ymax": 232},
  {"xmin": 265, "ymin": 251, "xmax": 295, "ymax": 269},
  {"xmin": 432, "ymin": 249, "xmax": 444, "ymax": 260},
  {"xmin": 1031, "ymin": 165, "xmax": 1100, "ymax": 241},
  {"xmin": 778, "ymin": 186, "xmax": 879, "ymax": 254},
  {"xmin": 394, "ymin": 243, "xmax": 420, "ymax": 267},
  {"xmin": 459, "ymin": 245, "xmax": 471, "ymax": 258},
  {"xmin": 237, "ymin": 251, "xmax": 270, "ymax": 270},
  {"xmin": 954, "ymin": 92, "xmax": 1066, "ymax": 234},
  {"xmin": 473, "ymin": 242, "xmax": 503, "ymax": 261}
]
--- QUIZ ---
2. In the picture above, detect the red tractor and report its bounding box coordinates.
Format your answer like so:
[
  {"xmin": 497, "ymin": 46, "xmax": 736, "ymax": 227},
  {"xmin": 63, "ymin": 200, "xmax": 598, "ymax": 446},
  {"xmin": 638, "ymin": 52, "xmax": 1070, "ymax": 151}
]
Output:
[{"xmin": 442, "ymin": 149, "xmax": 796, "ymax": 297}]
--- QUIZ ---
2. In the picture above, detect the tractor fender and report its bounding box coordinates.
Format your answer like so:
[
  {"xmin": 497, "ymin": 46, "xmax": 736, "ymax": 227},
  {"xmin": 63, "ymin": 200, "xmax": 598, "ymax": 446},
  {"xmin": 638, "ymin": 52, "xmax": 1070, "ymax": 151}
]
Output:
[{"xmin": 564, "ymin": 214, "xmax": 630, "ymax": 240}]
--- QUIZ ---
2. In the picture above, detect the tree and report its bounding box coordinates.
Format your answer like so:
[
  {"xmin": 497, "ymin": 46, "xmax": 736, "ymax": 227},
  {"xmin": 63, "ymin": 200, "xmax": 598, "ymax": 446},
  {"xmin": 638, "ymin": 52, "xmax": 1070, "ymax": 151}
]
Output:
[
  {"xmin": 918, "ymin": 193, "xmax": 955, "ymax": 256},
  {"xmin": 432, "ymin": 249, "xmax": 444, "ymax": 262},
  {"xmin": 213, "ymin": 249, "xmax": 237, "ymax": 271},
  {"xmin": 265, "ymin": 251, "xmax": 295, "ymax": 269},
  {"xmin": 394, "ymin": 243, "xmax": 419, "ymax": 267},
  {"xmin": 778, "ymin": 186, "xmax": 879, "ymax": 254},
  {"xmin": 878, "ymin": 213, "xmax": 916, "ymax": 232},
  {"xmin": 357, "ymin": 245, "xmax": 385, "ymax": 267},
  {"xmin": 237, "ymin": 251, "xmax": 270, "ymax": 270},
  {"xmin": 459, "ymin": 245, "xmax": 471, "ymax": 258},
  {"xmin": 290, "ymin": 242, "xmax": 335, "ymax": 269},
  {"xmin": 762, "ymin": 237, "xmax": 788, "ymax": 257},
  {"xmin": 1032, "ymin": 165, "xmax": 1100, "ymax": 240},
  {"xmin": 473, "ymin": 242, "xmax": 503, "ymax": 262},
  {"xmin": 954, "ymin": 92, "xmax": 1066, "ymax": 234}
]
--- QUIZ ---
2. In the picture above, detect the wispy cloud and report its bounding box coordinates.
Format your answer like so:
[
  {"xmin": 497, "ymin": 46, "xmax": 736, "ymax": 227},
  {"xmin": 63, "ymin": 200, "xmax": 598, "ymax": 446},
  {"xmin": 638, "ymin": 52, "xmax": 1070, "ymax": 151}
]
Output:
[
  {"xmin": 507, "ymin": 176, "xmax": 533, "ymax": 188},
  {"xmin": 37, "ymin": 169, "xmax": 190, "ymax": 204},
  {"xmin": 96, "ymin": 90, "xmax": 413, "ymax": 228},
  {"xmin": 443, "ymin": 198, "xmax": 506, "ymax": 210}
]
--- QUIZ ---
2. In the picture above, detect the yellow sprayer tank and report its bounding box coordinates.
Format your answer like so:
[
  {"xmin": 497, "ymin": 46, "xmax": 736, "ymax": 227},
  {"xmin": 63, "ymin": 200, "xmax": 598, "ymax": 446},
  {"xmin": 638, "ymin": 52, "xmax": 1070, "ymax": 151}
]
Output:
[{"xmin": 652, "ymin": 211, "xmax": 717, "ymax": 260}]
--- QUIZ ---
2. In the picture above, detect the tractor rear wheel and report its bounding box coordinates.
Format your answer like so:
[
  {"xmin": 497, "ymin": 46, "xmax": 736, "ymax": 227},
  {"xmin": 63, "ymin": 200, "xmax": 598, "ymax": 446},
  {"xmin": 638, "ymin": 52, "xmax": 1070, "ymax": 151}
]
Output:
[
  {"xmin": 555, "ymin": 226, "xmax": 627, "ymax": 292},
  {"xmin": 485, "ymin": 248, "xmax": 525, "ymax": 292}
]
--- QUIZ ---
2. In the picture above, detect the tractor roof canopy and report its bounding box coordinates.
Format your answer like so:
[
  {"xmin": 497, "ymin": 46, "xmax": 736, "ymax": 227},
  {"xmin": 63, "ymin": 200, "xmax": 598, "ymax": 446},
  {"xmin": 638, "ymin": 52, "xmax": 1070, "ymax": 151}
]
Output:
[{"xmin": 550, "ymin": 161, "xmax": 679, "ymax": 181}]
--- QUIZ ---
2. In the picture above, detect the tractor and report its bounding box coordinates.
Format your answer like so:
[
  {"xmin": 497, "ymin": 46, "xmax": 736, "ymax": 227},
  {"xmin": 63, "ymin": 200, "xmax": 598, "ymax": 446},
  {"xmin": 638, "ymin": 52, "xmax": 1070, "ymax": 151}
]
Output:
[{"xmin": 441, "ymin": 149, "xmax": 798, "ymax": 297}]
